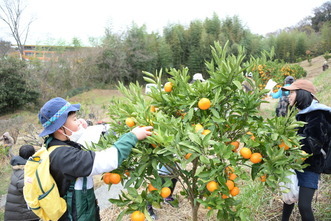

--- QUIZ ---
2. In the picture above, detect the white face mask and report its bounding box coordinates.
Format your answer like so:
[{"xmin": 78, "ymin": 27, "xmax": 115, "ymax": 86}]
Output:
[{"xmin": 62, "ymin": 125, "xmax": 86, "ymax": 142}]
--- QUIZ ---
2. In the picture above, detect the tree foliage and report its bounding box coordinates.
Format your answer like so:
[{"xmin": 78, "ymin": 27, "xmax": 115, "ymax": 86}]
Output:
[
  {"xmin": 89, "ymin": 42, "xmax": 307, "ymax": 221},
  {"xmin": 0, "ymin": 57, "xmax": 39, "ymax": 113}
]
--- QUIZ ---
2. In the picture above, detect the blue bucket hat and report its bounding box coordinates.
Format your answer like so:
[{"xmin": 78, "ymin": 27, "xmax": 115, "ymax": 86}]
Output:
[{"xmin": 38, "ymin": 97, "xmax": 80, "ymax": 137}]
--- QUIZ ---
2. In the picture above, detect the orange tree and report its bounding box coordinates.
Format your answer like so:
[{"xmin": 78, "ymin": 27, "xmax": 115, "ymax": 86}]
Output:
[{"xmin": 95, "ymin": 42, "xmax": 307, "ymax": 221}]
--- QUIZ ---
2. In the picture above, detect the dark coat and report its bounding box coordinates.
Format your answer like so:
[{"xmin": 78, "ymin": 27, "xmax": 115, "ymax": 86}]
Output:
[
  {"xmin": 4, "ymin": 156, "xmax": 39, "ymax": 221},
  {"xmin": 297, "ymin": 110, "xmax": 331, "ymax": 173}
]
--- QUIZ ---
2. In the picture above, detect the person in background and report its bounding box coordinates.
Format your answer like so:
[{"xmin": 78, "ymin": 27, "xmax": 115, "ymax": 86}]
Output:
[
  {"xmin": 242, "ymin": 72, "xmax": 256, "ymax": 93},
  {"xmin": 281, "ymin": 79, "xmax": 331, "ymax": 221},
  {"xmin": 1, "ymin": 132, "xmax": 15, "ymax": 157},
  {"xmin": 4, "ymin": 145, "xmax": 40, "ymax": 221},
  {"xmin": 37, "ymin": 97, "xmax": 152, "ymax": 220},
  {"xmin": 322, "ymin": 60, "xmax": 329, "ymax": 71},
  {"xmin": 270, "ymin": 76, "xmax": 295, "ymax": 117}
]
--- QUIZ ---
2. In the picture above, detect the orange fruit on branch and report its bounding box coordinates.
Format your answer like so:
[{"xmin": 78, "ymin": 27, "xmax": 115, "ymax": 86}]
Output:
[
  {"xmin": 202, "ymin": 129, "xmax": 211, "ymax": 135},
  {"xmin": 230, "ymin": 141, "xmax": 240, "ymax": 152},
  {"xmin": 250, "ymin": 153, "xmax": 263, "ymax": 164},
  {"xmin": 150, "ymin": 105, "xmax": 156, "ymax": 112},
  {"xmin": 206, "ymin": 181, "xmax": 219, "ymax": 192},
  {"xmin": 164, "ymin": 82, "xmax": 173, "ymax": 92},
  {"xmin": 148, "ymin": 183, "xmax": 158, "ymax": 192},
  {"xmin": 225, "ymin": 180, "xmax": 235, "ymax": 191},
  {"xmin": 160, "ymin": 187, "xmax": 171, "ymax": 198},
  {"xmin": 278, "ymin": 141, "xmax": 290, "ymax": 150},
  {"xmin": 194, "ymin": 123, "xmax": 204, "ymax": 133},
  {"xmin": 228, "ymin": 173, "xmax": 237, "ymax": 181},
  {"xmin": 124, "ymin": 170, "xmax": 130, "ymax": 177},
  {"xmin": 225, "ymin": 166, "xmax": 234, "ymax": 175},
  {"xmin": 131, "ymin": 211, "xmax": 145, "ymax": 221},
  {"xmin": 125, "ymin": 117, "xmax": 135, "ymax": 127},
  {"xmin": 240, "ymin": 147, "xmax": 252, "ymax": 159},
  {"xmin": 221, "ymin": 194, "xmax": 229, "ymax": 199},
  {"xmin": 230, "ymin": 186, "xmax": 240, "ymax": 196},
  {"xmin": 185, "ymin": 153, "xmax": 192, "ymax": 159},
  {"xmin": 198, "ymin": 98, "xmax": 211, "ymax": 110},
  {"xmin": 103, "ymin": 172, "xmax": 121, "ymax": 184},
  {"xmin": 246, "ymin": 132, "xmax": 255, "ymax": 140},
  {"xmin": 260, "ymin": 175, "xmax": 267, "ymax": 182}
]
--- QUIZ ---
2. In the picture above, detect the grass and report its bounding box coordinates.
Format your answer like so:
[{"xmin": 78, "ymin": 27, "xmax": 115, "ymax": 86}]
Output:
[{"xmin": 313, "ymin": 68, "xmax": 331, "ymax": 106}]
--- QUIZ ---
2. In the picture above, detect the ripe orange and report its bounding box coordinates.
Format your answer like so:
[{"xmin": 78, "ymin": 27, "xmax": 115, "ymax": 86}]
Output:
[
  {"xmin": 230, "ymin": 186, "xmax": 240, "ymax": 196},
  {"xmin": 194, "ymin": 123, "xmax": 204, "ymax": 132},
  {"xmin": 225, "ymin": 166, "xmax": 234, "ymax": 175},
  {"xmin": 301, "ymin": 151, "xmax": 308, "ymax": 161},
  {"xmin": 230, "ymin": 141, "xmax": 240, "ymax": 152},
  {"xmin": 185, "ymin": 153, "xmax": 192, "ymax": 159},
  {"xmin": 164, "ymin": 82, "xmax": 173, "ymax": 92},
  {"xmin": 160, "ymin": 187, "xmax": 171, "ymax": 198},
  {"xmin": 150, "ymin": 105, "xmax": 156, "ymax": 112},
  {"xmin": 206, "ymin": 181, "xmax": 219, "ymax": 192},
  {"xmin": 278, "ymin": 141, "xmax": 290, "ymax": 150},
  {"xmin": 246, "ymin": 131, "xmax": 255, "ymax": 140},
  {"xmin": 198, "ymin": 98, "xmax": 211, "ymax": 110},
  {"xmin": 240, "ymin": 147, "xmax": 252, "ymax": 159},
  {"xmin": 148, "ymin": 183, "xmax": 158, "ymax": 192},
  {"xmin": 250, "ymin": 153, "xmax": 263, "ymax": 164},
  {"xmin": 125, "ymin": 117, "xmax": 135, "ymax": 127},
  {"xmin": 131, "ymin": 211, "xmax": 145, "ymax": 221},
  {"xmin": 221, "ymin": 194, "xmax": 229, "ymax": 199},
  {"xmin": 260, "ymin": 175, "xmax": 267, "ymax": 182},
  {"xmin": 225, "ymin": 180, "xmax": 235, "ymax": 191},
  {"xmin": 151, "ymin": 143, "xmax": 157, "ymax": 148},
  {"xmin": 228, "ymin": 173, "xmax": 237, "ymax": 181},
  {"xmin": 103, "ymin": 172, "xmax": 121, "ymax": 184},
  {"xmin": 124, "ymin": 170, "xmax": 130, "ymax": 177},
  {"xmin": 202, "ymin": 129, "xmax": 211, "ymax": 135}
]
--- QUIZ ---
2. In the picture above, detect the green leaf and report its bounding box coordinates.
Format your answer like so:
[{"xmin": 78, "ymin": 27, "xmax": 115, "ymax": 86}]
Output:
[
  {"xmin": 195, "ymin": 165, "xmax": 206, "ymax": 176},
  {"xmin": 251, "ymin": 163, "xmax": 262, "ymax": 180},
  {"xmin": 137, "ymin": 163, "xmax": 148, "ymax": 176},
  {"xmin": 200, "ymin": 155, "xmax": 210, "ymax": 164},
  {"xmin": 116, "ymin": 208, "xmax": 128, "ymax": 221},
  {"xmin": 271, "ymin": 133, "xmax": 279, "ymax": 141},
  {"xmin": 143, "ymin": 77, "xmax": 156, "ymax": 84},
  {"xmin": 210, "ymin": 108, "xmax": 220, "ymax": 118},
  {"xmin": 233, "ymin": 80, "xmax": 242, "ymax": 89}
]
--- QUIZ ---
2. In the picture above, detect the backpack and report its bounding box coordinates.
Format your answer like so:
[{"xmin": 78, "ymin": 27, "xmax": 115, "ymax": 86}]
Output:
[
  {"xmin": 276, "ymin": 91, "xmax": 290, "ymax": 117},
  {"xmin": 23, "ymin": 145, "xmax": 67, "ymax": 221}
]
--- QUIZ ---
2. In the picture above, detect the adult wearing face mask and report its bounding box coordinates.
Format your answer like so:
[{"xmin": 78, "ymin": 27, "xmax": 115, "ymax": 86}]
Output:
[{"xmin": 38, "ymin": 97, "xmax": 153, "ymax": 221}]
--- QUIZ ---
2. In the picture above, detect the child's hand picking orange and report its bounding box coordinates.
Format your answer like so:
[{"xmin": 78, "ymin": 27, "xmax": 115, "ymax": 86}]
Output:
[{"xmin": 131, "ymin": 126, "xmax": 153, "ymax": 140}]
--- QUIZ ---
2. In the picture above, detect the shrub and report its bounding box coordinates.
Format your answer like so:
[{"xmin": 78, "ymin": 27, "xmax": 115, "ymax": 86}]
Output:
[{"xmin": 0, "ymin": 57, "xmax": 40, "ymax": 114}]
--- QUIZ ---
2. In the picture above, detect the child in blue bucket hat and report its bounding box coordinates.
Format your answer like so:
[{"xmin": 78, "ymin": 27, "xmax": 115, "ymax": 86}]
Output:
[{"xmin": 38, "ymin": 97, "xmax": 152, "ymax": 221}]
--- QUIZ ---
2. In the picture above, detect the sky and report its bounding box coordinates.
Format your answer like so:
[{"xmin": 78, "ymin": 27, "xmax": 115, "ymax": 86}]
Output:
[{"xmin": 0, "ymin": 0, "xmax": 329, "ymax": 46}]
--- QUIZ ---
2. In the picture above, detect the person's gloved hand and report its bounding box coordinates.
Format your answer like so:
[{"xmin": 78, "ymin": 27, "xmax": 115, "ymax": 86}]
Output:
[{"xmin": 131, "ymin": 126, "xmax": 153, "ymax": 140}]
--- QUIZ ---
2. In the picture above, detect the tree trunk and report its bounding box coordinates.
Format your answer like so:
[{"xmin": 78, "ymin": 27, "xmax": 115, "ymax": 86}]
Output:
[{"xmin": 191, "ymin": 203, "xmax": 200, "ymax": 221}]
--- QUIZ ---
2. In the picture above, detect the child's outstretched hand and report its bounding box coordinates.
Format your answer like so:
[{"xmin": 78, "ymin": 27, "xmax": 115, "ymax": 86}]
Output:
[{"xmin": 131, "ymin": 126, "xmax": 153, "ymax": 140}]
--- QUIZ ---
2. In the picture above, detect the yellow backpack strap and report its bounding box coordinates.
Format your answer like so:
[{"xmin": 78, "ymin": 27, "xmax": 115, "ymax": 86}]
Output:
[{"xmin": 47, "ymin": 145, "xmax": 62, "ymax": 154}]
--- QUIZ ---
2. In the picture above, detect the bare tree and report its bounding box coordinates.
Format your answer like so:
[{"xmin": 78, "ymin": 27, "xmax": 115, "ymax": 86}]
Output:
[{"xmin": 0, "ymin": 0, "xmax": 33, "ymax": 57}]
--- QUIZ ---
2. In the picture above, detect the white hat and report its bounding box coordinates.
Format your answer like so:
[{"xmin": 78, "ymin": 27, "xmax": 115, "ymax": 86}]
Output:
[{"xmin": 193, "ymin": 73, "xmax": 205, "ymax": 81}]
